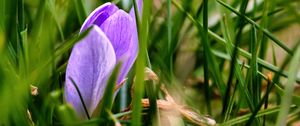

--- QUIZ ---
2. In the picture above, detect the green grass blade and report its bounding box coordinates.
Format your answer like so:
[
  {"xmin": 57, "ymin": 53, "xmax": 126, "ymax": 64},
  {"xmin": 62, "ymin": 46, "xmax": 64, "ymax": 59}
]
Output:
[
  {"xmin": 132, "ymin": 0, "xmax": 151, "ymax": 125},
  {"xmin": 207, "ymin": 25, "xmax": 299, "ymax": 82},
  {"xmin": 72, "ymin": 0, "xmax": 87, "ymax": 24},
  {"xmin": 167, "ymin": 0, "xmax": 171, "ymax": 52},
  {"xmin": 216, "ymin": 0, "xmax": 293, "ymax": 55},
  {"xmin": 203, "ymin": 0, "xmax": 212, "ymax": 115},
  {"xmin": 218, "ymin": 6, "xmax": 256, "ymax": 115},
  {"xmin": 246, "ymin": 76, "xmax": 273, "ymax": 125},
  {"xmin": 96, "ymin": 64, "xmax": 121, "ymax": 124},
  {"xmin": 17, "ymin": 0, "xmax": 25, "ymax": 31},
  {"xmin": 172, "ymin": 0, "xmax": 226, "ymax": 98},
  {"xmin": 249, "ymin": 25, "xmax": 259, "ymax": 107},
  {"xmin": 258, "ymin": 0, "xmax": 273, "ymax": 60},
  {"xmin": 220, "ymin": 12, "xmax": 236, "ymax": 121},
  {"xmin": 256, "ymin": 0, "xmax": 274, "ymax": 109},
  {"xmin": 30, "ymin": 28, "xmax": 91, "ymax": 79},
  {"xmin": 276, "ymin": 45, "xmax": 300, "ymax": 126},
  {"xmin": 221, "ymin": 105, "xmax": 297, "ymax": 126},
  {"xmin": 132, "ymin": 0, "xmax": 140, "ymax": 29},
  {"xmin": 252, "ymin": 8, "xmax": 284, "ymax": 21},
  {"xmin": 55, "ymin": 29, "xmax": 91, "ymax": 58},
  {"xmin": 46, "ymin": 0, "xmax": 65, "ymax": 41},
  {"xmin": 273, "ymin": 84, "xmax": 300, "ymax": 106},
  {"xmin": 20, "ymin": 29, "xmax": 28, "ymax": 78},
  {"xmin": 212, "ymin": 49, "xmax": 300, "ymax": 107},
  {"xmin": 57, "ymin": 104, "xmax": 79, "ymax": 125},
  {"xmin": 272, "ymin": 41, "xmax": 300, "ymax": 85}
]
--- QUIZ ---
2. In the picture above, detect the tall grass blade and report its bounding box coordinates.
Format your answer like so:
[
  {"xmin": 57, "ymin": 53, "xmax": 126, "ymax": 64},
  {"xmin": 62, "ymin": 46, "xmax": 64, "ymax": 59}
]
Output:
[
  {"xmin": 172, "ymin": 0, "xmax": 226, "ymax": 98},
  {"xmin": 202, "ymin": 0, "xmax": 212, "ymax": 115},
  {"xmin": 221, "ymin": 105, "xmax": 297, "ymax": 126},
  {"xmin": 276, "ymin": 45, "xmax": 300, "ymax": 126},
  {"xmin": 132, "ymin": 0, "xmax": 151, "ymax": 125},
  {"xmin": 95, "ymin": 64, "xmax": 121, "ymax": 124},
  {"xmin": 73, "ymin": 0, "xmax": 87, "ymax": 24},
  {"xmin": 217, "ymin": 0, "xmax": 293, "ymax": 55}
]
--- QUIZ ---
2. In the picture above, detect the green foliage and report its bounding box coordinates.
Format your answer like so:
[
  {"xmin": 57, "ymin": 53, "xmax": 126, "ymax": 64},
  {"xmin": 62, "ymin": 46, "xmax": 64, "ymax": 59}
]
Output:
[{"xmin": 0, "ymin": 0, "xmax": 299, "ymax": 125}]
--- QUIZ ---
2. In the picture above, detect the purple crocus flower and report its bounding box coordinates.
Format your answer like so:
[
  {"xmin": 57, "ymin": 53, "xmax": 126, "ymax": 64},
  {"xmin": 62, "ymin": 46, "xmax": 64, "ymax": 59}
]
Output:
[{"xmin": 64, "ymin": 1, "xmax": 142, "ymax": 119}]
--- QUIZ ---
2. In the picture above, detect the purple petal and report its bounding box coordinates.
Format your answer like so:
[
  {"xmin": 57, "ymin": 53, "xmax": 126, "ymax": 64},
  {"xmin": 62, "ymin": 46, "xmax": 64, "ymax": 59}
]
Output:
[
  {"xmin": 117, "ymin": 35, "xmax": 138, "ymax": 83},
  {"xmin": 100, "ymin": 10, "xmax": 137, "ymax": 83},
  {"xmin": 80, "ymin": 3, "xmax": 119, "ymax": 32},
  {"xmin": 65, "ymin": 26, "xmax": 116, "ymax": 118}
]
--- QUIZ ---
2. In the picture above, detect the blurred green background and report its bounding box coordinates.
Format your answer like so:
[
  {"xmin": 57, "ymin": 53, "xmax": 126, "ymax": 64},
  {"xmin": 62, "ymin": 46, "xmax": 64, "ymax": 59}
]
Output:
[{"xmin": 0, "ymin": 0, "xmax": 299, "ymax": 125}]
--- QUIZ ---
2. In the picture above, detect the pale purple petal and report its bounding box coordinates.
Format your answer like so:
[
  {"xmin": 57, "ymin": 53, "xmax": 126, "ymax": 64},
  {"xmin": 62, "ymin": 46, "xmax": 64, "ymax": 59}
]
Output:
[
  {"xmin": 65, "ymin": 26, "xmax": 116, "ymax": 118},
  {"xmin": 100, "ymin": 10, "xmax": 137, "ymax": 83},
  {"xmin": 80, "ymin": 3, "xmax": 119, "ymax": 32}
]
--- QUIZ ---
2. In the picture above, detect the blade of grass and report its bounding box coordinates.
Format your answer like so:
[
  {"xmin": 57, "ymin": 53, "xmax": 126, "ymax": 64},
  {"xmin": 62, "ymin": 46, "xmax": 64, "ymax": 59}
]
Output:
[
  {"xmin": 271, "ymin": 43, "xmax": 277, "ymax": 66},
  {"xmin": 167, "ymin": 0, "xmax": 171, "ymax": 52},
  {"xmin": 132, "ymin": 0, "xmax": 140, "ymax": 28},
  {"xmin": 227, "ymin": 1, "xmax": 248, "ymax": 98},
  {"xmin": 216, "ymin": 0, "xmax": 293, "ymax": 55},
  {"xmin": 55, "ymin": 29, "xmax": 91, "ymax": 58},
  {"xmin": 20, "ymin": 29, "xmax": 28, "ymax": 79},
  {"xmin": 258, "ymin": 0, "xmax": 273, "ymax": 60},
  {"xmin": 249, "ymin": 25, "xmax": 259, "ymax": 107},
  {"xmin": 30, "ymin": 28, "xmax": 91, "ymax": 79},
  {"xmin": 151, "ymin": 1, "xmax": 189, "ymax": 82},
  {"xmin": 219, "ymin": 2, "xmax": 247, "ymax": 117},
  {"xmin": 272, "ymin": 41, "xmax": 300, "ymax": 85},
  {"xmin": 243, "ymin": 24, "xmax": 260, "ymax": 125},
  {"xmin": 42, "ymin": 90, "xmax": 62, "ymax": 124},
  {"xmin": 273, "ymin": 84, "xmax": 300, "ymax": 106},
  {"xmin": 212, "ymin": 49, "xmax": 300, "ymax": 106},
  {"xmin": 263, "ymin": 75, "xmax": 272, "ymax": 126},
  {"xmin": 114, "ymin": 110, "xmax": 132, "ymax": 118},
  {"xmin": 282, "ymin": 0, "xmax": 300, "ymax": 24},
  {"xmin": 46, "ymin": 0, "xmax": 65, "ymax": 41},
  {"xmin": 171, "ymin": 0, "xmax": 299, "ymax": 103},
  {"xmin": 287, "ymin": 108, "xmax": 300, "ymax": 124},
  {"xmin": 107, "ymin": 109, "xmax": 121, "ymax": 126},
  {"xmin": 252, "ymin": 8, "xmax": 284, "ymax": 21},
  {"xmin": 141, "ymin": 0, "xmax": 160, "ymax": 124},
  {"xmin": 145, "ymin": 56, "xmax": 160, "ymax": 125},
  {"xmin": 132, "ymin": 0, "xmax": 151, "ymax": 125},
  {"xmin": 57, "ymin": 104, "xmax": 79, "ymax": 125},
  {"xmin": 223, "ymin": 80, "xmax": 238, "ymax": 121},
  {"xmin": 167, "ymin": 0, "xmax": 174, "ymax": 87},
  {"xmin": 224, "ymin": 1, "xmax": 254, "ymax": 116},
  {"xmin": 206, "ymin": 21, "xmax": 299, "ymax": 82},
  {"xmin": 219, "ymin": 3, "xmax": 237, "ymax": 119},
  {"xmin": 256, "ymin": 0, "xmax": 274, "ymax": 110},
  {"xmin": 72, "ymin": 0, "xmax": 87, "ymax": 25},
  {"xmin": 208, "ymin": 30, "xmax": 300, "ymax": 83},
  {"xmin": 172, "ymin": 0, "xmax": 226, "ymax": 98},
  {"xmin": 245, "ymin": 75, "xmax": 274, "ymax": 126},
  {"xmin": 220, "ymin": 15, "xmax": 255, "ymax": 113},
  {"xmin": 221, "ymin": 105, "xmax": 297, "ymax": 126},
  {"xmin": 95, "ymin": 64, "xmax": 121, "ymax": 124},
  {"xmin": 17, "ymin": 0, "xmax": 26, "ymax": 78},
  {"xmin": 276, "ymin": 45, "xmax": 300, "ymax": 126},
  {"xmin": 202, "ymin": 0, "xmax": 212, "ymax": 115},
  {"xmin": 17, "ymin": 0, "xmax": 25, "ymax": 31}
]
